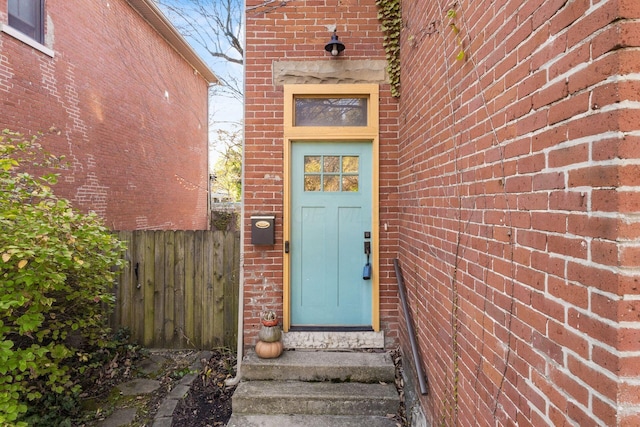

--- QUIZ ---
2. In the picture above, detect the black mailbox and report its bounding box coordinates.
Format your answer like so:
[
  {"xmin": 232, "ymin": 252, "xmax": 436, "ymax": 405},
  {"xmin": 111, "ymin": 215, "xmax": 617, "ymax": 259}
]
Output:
[{"xmin": 251, "ymin": 215, "xmax": 275, "ymax": 245}]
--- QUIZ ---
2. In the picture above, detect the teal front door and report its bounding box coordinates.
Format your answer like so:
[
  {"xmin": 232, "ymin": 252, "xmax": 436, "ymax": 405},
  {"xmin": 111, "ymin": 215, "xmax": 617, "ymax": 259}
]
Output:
[{"xmin": 290, "ymin": 142, "xmax": 372, "ymax": 328}]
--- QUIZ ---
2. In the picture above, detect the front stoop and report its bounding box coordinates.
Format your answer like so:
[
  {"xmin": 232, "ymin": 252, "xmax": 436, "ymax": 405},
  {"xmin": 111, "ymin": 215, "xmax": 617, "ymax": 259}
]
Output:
[{"xmin": 227, "ymin": 350, "xmax": 400, "ymax": 427}]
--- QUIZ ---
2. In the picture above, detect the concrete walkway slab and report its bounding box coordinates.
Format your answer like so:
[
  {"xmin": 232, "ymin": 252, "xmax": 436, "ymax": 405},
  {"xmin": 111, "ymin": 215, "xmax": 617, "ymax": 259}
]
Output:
[
  {"xmin": 98, "ymin": 408, "xmax": 138, "ymax": 427},
  {"xmin": 137, "ymin": 353, "xmax": 167, "ymax": 375},
  {"xmin": 116, "ymin": 378, "xmax": 161, "ymax": 396}
]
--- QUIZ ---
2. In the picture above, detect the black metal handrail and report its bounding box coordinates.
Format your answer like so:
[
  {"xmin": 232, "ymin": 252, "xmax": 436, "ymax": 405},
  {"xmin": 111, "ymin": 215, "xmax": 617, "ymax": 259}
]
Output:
[{"xmin": 393, "ymin": 258, "xmax": 429, "ymax": 395}]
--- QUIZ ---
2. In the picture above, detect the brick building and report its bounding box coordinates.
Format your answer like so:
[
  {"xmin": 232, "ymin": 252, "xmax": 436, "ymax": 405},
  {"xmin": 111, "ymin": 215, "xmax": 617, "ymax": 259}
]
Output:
[
  {"xmin": 243, "ymin": 0, "xmax": 640, "ymax": 425},
  {"xmin": 0, "ymin": 0, "xmax": 216, "ymax": 230}
]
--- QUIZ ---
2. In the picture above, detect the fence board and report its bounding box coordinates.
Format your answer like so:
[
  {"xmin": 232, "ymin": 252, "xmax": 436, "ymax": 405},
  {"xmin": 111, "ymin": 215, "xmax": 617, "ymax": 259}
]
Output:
[
  {"xmin": 224, "ymin": 231, "xmax": 240, "ymax": 346},
  {"xmin": 212, "ymin": 232, "xmax": 224, "ymax": 348},
  {"xmin": 133, "ymin": 232, "xmax": 146, "ymax": 345},
  {"xmin": 164, "ymin": 231, "xmax": 176, "ymax": 348},
  {"xmin": 153, "ymin": 232, "xmax": 165, "ymax": 346},
  {"xmin": 173, "ymin": 231, "xmax": 186, "ymax": 348},
  {"xmin": 112, "ymin": 230, "xmax": 240, "ymax": 349},
  {"xmin": 143, "ymin": 233, "xmax": 155, "ymax": 347},
  {"xmin": 204, "ymin": 232, "xmax": 216, "ymax": 348},
  {"xmin": 184, "ymin": 231, "xmax": 196, "ymax": 347},
  {"xmin": 112, "ymin": 231, "xmax": 132, "ymax": 329},
  {"xmin": 194, "ymin": 232, "xmax": 204, "ymax": 347}
]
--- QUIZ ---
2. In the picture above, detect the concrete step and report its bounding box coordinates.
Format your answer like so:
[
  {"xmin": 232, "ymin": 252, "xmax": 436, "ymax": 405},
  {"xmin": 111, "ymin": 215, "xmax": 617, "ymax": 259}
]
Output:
[
  {"xmin": 242, "ymin": 350, "xmax": 396, "ymax": 383},
  {"xmin": 232, "ymin": 380, "xmax": 399, "ymax": 416},
  {"xmin": 226, "ymin": 414, "xmax": 400, "ymax": 427}
]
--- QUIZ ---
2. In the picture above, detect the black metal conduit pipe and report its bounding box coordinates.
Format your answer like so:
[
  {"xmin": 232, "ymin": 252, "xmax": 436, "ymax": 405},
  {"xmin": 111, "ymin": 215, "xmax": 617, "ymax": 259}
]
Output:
[{"xmin": 393, "ymin": 258, "xmax": 429, "ymax": 395}]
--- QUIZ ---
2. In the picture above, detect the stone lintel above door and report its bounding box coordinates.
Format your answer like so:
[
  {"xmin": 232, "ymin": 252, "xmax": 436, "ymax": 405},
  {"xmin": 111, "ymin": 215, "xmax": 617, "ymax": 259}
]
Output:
[{"xmin": 273, "ymin": 60, "xmax": 387, "ymax": 86}]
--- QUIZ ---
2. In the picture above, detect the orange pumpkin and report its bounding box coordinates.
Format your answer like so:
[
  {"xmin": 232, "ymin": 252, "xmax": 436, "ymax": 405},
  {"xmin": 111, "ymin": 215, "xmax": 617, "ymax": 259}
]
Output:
[{"xmin": 255, "ymin": 340, "xmax": 283, "ymax": 359}]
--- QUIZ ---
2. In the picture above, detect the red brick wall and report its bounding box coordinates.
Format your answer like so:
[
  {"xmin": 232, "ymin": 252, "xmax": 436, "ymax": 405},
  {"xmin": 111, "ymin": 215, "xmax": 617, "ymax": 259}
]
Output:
[
  {"xmin": 0, "ymin": 1, "xmax": 210, "ymax": 230},
  {"xmin": 244, "ymin": 0, "xmax": 399, "ymax": 344},
  {"xmin": 399, "ymin": 0, "xmax": 640, "ymax": 425}
]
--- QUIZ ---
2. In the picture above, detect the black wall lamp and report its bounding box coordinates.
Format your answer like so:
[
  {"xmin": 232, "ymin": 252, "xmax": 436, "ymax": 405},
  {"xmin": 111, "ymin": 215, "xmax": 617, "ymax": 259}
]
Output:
[{"xmin": 324, "ymin": 30, "xmax": 345, "ymax": 56}]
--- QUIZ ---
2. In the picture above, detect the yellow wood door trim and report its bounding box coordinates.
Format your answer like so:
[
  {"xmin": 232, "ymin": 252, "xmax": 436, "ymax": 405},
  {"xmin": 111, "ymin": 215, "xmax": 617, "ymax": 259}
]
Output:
[{"xmin": 283, "ymin": 84, "xmax": 380, "ymax": 332}]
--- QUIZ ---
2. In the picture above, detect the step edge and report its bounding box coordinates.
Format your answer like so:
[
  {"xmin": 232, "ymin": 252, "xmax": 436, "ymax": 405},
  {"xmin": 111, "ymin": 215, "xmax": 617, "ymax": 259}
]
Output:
[
  {"xmin": 241, "ymin": 368, "xmax": 396, "ymax": 382},
  {"xmin": 233, "ymin": 381, "xmax": 399, "ymax": 400},
  {"xmin": 226, "ymin": 414, "xmax": 401, "ymax": 427}
]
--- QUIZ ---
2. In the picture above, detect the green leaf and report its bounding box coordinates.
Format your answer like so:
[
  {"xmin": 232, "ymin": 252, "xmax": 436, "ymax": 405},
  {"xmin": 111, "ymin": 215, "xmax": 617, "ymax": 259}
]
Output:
[{"xmin": 1, "ymin": 130, "xmax": 125, "ymax": 422}]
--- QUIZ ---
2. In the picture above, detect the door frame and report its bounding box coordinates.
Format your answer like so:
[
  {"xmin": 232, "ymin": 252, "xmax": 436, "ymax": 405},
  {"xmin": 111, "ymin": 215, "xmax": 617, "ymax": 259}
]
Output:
[{"xmin": 282, "ymin": 83, "xmax": 380, "ymax": 332}]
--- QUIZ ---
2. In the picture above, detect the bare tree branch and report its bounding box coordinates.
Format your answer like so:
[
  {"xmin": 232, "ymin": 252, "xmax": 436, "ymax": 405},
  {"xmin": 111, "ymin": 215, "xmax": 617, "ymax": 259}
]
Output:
[
  {"xmin": 246, "ymin": 0, "xmax": 292, "ymax": 14},
  {"xmin": 156, "ymin": 0, "xmax": 243, "ymax": 101}
]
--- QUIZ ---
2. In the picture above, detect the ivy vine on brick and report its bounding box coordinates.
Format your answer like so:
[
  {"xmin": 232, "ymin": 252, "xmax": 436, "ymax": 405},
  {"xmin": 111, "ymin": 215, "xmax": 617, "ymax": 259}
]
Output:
[{"xmin": 376, "ymin": 0, "xmax": 401, "ymax": 97}]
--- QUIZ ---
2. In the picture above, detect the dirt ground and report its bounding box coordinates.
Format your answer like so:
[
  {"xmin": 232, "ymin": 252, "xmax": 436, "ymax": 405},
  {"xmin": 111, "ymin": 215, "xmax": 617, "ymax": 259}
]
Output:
[
  {"xmin": 170, "ymin": 350, "xmax": 237, "ymax": 426},
  {"xmin": 74, "ymin": 348, "xmax": 236, "ymax": 426}
]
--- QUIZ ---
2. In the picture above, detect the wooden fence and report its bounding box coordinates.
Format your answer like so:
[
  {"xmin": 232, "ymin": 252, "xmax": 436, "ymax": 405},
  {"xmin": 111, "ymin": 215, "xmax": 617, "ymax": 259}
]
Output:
[{"xmin": 111, "ymin": 230, "xmax": 240, "ymax": 349}]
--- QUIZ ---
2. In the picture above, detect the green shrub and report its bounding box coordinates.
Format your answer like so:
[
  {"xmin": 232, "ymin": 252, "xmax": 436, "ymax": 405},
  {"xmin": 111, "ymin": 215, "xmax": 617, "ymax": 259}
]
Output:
[{"xmin": 0, "ymin": 130, "xmax": 125, "ymax": 426}]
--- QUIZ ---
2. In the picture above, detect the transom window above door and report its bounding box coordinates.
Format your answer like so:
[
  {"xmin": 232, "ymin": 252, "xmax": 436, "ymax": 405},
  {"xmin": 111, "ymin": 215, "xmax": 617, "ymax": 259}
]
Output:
[
  {"xmin": 295, "ymin": 97, "xmax": 368, "ymax": 127},
  {"xmin": 303, "ymin": 155, "xmax": 359, "ymax": 192},
  {"xmin": 284, "ymin": 84, "xmax": 378, "ymax": 136}
]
